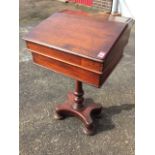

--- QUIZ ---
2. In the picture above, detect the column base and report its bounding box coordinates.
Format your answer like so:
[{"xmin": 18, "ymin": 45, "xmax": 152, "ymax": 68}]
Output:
[{"xmin": 54, "ymin": 92, "xmax": 102, "ymax": 135}]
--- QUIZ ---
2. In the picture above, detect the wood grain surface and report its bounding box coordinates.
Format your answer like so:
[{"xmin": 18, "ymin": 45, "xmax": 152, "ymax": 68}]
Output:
[
  {"xmin": 24, "ymin": 11, "xmax": 127, "ymax": 61},
  {"xmin": 24, "ymin": 10, "xmax": 133, "ymax": 87}
]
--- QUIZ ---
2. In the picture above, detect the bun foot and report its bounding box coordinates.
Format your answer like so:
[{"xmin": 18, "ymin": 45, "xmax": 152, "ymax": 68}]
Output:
[
  {"xmin": 54, "ymin": 111, "xmax": 65, "ymax": 120},
  {"xmin": 83, "ymin": 124, "xmax": 95, "ymax": 135}
]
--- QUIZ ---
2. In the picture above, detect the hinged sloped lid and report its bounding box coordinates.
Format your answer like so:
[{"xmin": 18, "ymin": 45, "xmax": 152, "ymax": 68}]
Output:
[{"xmin": 24, "ymin": 10, "xmax": 127, "ymax": 62}]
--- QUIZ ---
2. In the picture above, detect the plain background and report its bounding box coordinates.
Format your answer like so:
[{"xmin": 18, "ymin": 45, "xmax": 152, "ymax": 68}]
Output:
[{"xmin": 0, "ymin": 0, "xmax": 155, "ymax": 155}]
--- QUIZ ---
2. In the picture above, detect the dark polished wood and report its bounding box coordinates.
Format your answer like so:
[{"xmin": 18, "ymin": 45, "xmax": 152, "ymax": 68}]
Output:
[
  {"xmin": 24, "ymin": 10, "xmax": 133, "ymax": 135},
  {"xmin": 72, "ymin": 81, "xmax": 84, "ymax": 110},
  {"xmin": 54, "ymin": 81, "xmax": 102, "ymax": 135},
  {"xmin": 24, "ymin": 10, "xmax": 133, "ymax": 87},
  {"xmin": 24, "ymin": 11, "xmax": 127, "ymax": 61},
  {"xmin": 32, "ymin": 52, "xmax": 101, "ymax": 87}
]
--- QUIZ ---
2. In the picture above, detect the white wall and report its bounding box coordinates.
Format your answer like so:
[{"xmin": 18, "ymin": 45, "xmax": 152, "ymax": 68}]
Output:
[{"xmin": 112, "ymin": 0, "xmax": 135, "ymax": 19}]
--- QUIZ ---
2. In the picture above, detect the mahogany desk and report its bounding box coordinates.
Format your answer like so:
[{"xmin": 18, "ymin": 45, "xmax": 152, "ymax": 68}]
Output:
[{"xmin": 24, "ymin": 10, "xmax": 133, "ymax": 135}]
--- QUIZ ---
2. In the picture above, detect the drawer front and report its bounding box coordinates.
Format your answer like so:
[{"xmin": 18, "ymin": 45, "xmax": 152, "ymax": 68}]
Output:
[
  {"xmin": 32, "ymin": 52, "xmax": 101, "ymax": 87},
  {"xmin": 26, "ymin": 42, "xmax": 103, "ymax": 74}
]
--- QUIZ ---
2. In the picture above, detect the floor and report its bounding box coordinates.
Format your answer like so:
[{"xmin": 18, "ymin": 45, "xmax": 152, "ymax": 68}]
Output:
[{"xmin": 19, "ymin": 0, "xmax": 135, "ymax": 155}]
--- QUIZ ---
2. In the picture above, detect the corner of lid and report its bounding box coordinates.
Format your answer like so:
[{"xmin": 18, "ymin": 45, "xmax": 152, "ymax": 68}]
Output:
[{"xmin": 96, "ymin": 51, "xmax": 107, "ymax": 60}]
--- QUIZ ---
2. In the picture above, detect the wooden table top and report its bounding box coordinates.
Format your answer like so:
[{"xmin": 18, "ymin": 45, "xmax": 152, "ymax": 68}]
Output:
[{"xmin": 24, "ymin": 10, "xmax": 128, "ymax": 62}]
